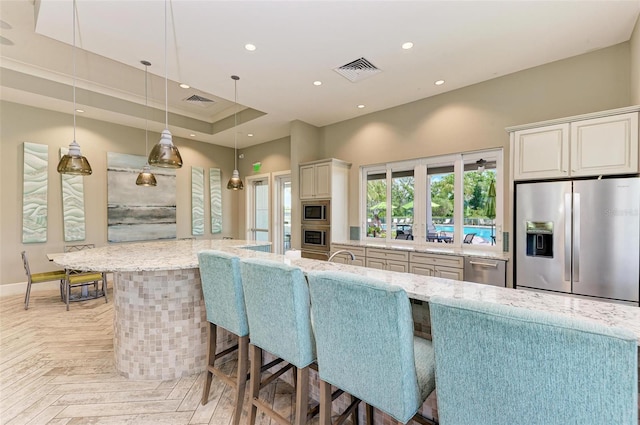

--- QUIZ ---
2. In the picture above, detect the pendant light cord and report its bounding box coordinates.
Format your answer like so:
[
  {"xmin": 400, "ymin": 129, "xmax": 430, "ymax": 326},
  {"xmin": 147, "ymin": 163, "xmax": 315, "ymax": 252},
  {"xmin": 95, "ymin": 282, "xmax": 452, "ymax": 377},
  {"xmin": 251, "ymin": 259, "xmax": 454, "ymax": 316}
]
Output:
[
  {"xmin": 164, "ymin": 0, "xmax": 168, "ymax": 129},
  {"xmin": 72, "ymin": 0, "xmax": 77, "ymax": 142},
  {"xmin": 234, "ymin": 78, "xmax": 238, "ymax": 170},
  {"xmin": 144, "ymin": 63, "xmax": 148, "ymax": 154}
]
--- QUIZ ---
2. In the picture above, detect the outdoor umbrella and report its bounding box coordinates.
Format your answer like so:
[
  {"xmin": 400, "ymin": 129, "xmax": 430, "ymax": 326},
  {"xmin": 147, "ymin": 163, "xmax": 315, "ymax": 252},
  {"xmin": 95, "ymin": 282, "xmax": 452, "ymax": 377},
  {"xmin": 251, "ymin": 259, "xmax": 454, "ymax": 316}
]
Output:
[{"xmin": 486, "ymin": 180, "xmax": 496, "ymax": 244}]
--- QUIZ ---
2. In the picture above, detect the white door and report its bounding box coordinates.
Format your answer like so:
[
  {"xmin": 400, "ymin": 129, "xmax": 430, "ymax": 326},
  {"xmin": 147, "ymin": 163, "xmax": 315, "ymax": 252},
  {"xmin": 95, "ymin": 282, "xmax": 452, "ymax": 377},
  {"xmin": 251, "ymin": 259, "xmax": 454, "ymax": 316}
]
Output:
[
  {"xmin": 246, "ymin": 175, "xmax": 270, "ymax": 242},
  {"xmin": 272, "ymin": 171, "xmax": 292, "ymax": 254}
]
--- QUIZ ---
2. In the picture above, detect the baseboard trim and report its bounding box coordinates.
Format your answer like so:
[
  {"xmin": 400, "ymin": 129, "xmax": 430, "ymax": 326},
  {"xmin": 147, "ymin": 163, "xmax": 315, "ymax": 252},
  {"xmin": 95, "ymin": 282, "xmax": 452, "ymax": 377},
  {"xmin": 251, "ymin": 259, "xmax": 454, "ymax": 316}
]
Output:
[{"xmin": 0, "ymin": 281, "xmax": 60, "ymax": 298}]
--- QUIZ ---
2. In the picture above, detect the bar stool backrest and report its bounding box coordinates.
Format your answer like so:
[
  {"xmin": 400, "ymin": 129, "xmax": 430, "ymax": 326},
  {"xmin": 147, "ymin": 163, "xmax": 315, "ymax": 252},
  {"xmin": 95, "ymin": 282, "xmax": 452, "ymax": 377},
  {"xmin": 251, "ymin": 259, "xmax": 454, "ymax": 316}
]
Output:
[
  {"xmin": 198, "ymin": 250, "xmax": 248, "ymax": 337},
  {"xmin": 306, "ymin": 270, "xmax": 423, "ymax": 424},
  {"xmin": 429, "ymin": 296, "xmax": 638, "ymax": 425},
  {"xmin": 240, "ymin": 258, "xmax": 314, "ymax": 368}
]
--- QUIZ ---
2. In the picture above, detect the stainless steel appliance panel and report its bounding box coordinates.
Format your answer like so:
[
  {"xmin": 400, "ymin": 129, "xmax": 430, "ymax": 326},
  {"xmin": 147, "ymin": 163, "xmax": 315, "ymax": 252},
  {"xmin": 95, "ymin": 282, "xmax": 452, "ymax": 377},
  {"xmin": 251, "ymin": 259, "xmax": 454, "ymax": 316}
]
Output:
[
  {"xmin": 464, "ymin": 258, "xmax": 506, "ymax": 287},
  {"xmin": 516, "ymin": 181, "xmax": 572, "ymax": 293},
  {"xmin": 573, "ymin": 178, "xmax": 639, "ymax": 302},
  {"xmin": 301, "ymin": 225, "xmax": 331, "ymax": 252},
  {"xmin": 301, "ymin": 200, "xmax": 331, "ymax": 226}
]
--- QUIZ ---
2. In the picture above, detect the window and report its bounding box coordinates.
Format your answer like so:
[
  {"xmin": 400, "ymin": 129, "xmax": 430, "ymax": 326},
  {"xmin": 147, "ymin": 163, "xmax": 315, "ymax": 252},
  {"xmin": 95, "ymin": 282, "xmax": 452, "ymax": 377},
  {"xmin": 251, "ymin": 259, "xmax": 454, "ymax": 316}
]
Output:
[{"xmin": 361, "ymin": 149, "xmax": 503, "ymax": 249}]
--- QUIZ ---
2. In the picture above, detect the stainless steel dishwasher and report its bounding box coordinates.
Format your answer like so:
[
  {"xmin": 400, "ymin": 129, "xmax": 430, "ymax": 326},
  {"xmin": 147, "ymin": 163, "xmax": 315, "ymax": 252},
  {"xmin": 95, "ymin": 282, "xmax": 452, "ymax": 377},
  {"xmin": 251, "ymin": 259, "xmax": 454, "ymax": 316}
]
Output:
[{"xmin": 463, "ymin": 257, "xmax": 506, "ymax": 287}]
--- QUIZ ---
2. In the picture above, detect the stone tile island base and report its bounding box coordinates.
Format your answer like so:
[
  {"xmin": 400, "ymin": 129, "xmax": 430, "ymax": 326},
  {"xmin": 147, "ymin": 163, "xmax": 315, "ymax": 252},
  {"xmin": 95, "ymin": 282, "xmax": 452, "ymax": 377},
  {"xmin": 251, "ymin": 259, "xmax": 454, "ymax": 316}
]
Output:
[{"xmin": 113, "ymin": 269, "xmax": 214, "ymax": 380}]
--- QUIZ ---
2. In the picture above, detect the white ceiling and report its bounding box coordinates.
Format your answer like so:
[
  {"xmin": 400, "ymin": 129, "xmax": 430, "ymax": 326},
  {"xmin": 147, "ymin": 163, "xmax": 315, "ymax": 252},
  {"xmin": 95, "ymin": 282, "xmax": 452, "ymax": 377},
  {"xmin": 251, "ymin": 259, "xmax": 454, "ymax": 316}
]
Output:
[{"xmin": 1, "ymin": 0, "xmax": 639, "ymax": 149}]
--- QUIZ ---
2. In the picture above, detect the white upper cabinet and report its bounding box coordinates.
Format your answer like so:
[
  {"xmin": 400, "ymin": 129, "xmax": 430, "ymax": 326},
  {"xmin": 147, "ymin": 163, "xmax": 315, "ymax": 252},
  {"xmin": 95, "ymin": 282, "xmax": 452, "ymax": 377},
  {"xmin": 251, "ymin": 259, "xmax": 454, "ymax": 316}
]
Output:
[
  {"xmin": 300, "ymin": 159, "xmax": 348, "ymax": 200},
  {"xmin": 570, "ymin": 113, "xmax": 638, "ymax": 177},
  {"xmin": 510, "ymin": 107, "xmax": 639, "ymax": 181},
  {"xmin": 513, "ymin": 124, "xmax": 570, "ymax": 180}
]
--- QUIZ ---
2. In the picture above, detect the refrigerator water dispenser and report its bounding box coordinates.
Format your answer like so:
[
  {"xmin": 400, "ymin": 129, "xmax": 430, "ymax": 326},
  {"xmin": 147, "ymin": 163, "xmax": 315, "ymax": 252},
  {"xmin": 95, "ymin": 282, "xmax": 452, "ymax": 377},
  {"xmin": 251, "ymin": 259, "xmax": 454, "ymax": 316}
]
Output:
[{"xmin": 525, "ymin": 221, "xmax": 553, "ymax": 257}]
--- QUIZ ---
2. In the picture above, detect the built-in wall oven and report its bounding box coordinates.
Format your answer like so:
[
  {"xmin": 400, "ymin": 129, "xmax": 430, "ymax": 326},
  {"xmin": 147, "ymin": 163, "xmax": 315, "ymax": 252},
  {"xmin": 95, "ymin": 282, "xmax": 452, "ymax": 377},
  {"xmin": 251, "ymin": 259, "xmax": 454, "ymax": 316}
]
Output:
[
  {"xmin": 301, "ymin": 225, "xmax": 331, "ymax": 255},
  {"xmin": 301, "ymin": 200, "xmax": 330, "ymax": 226}
]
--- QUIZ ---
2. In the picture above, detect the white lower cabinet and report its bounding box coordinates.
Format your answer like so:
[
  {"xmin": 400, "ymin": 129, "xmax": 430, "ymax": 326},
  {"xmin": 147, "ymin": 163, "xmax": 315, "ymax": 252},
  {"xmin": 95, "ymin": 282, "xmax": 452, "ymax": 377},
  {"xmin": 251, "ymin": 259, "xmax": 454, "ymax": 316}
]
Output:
[
  {"xmin": 409, "ymin": 252, "xmax": 464, "ymax": 281},
  {"xmin": 332, "ymin": 244, "xmax": 467, "ymax": 280},
  {"xmin": 365, "ymin": 247, "xmax": 409, "ymax": 272}
]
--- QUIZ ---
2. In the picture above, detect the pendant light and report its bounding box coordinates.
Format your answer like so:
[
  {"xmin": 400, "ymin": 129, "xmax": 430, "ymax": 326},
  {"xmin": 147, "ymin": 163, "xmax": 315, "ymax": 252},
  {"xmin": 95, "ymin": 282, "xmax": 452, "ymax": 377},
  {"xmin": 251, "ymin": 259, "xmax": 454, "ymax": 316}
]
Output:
[
  {"xmin": 136, "ymin": 60, "xmax": 157, "ymax": 187},
  {"xmin": 148, "ymin": 0, "xmax": 183, "ymax": 169},
  {"xmin": 227, "ymin": 75, "xmax": 244, "ymax": 190},
  {"xmin": 57, "ymin": 0, "xmax": 92, "ymax": 176}
]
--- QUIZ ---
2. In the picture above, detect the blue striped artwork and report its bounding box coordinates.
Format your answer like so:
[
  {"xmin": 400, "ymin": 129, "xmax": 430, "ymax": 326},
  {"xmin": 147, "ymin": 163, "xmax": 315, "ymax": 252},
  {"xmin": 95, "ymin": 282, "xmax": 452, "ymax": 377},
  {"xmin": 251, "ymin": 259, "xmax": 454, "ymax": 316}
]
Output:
[
  {"xmin": 210, "ymin": 168, "xmax": 222, "ymax": 234},
  {"xmin": 107, "ymin": 152, "xmax": 176, "ymax": 242},
  {"xmin": 191, "ymin": 167, "xmax": 204, "ymax": 236},
  {"xmin": 60, "ymin": 147, "xmax": 86, "ymax": 241},
  {"xmin": 22, "ymin": 142, "xmax": 48, "ymax": 243}
]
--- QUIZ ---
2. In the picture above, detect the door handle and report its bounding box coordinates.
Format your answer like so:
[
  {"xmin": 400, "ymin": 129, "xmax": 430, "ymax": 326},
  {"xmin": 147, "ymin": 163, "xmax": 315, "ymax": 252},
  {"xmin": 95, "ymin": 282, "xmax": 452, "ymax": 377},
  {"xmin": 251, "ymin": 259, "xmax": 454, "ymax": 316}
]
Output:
[
  {"xmin": 468, "ymin": 261, "xmax": 498, "ymax": 268},
  {"xmin": 564, "ymin": 193, "xmax": 571, "ymax": 282},
  {"xmin": 573, "ymin": 192, "xmax": 580, "ymax": 283}
]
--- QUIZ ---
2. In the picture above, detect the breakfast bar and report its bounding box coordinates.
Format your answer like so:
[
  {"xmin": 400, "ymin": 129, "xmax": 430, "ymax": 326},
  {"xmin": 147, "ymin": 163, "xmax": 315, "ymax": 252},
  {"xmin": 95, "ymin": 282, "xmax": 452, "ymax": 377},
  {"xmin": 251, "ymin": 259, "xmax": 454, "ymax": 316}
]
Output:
[{"xmin": 54, "ymin": 239, "xmax": 640, "ymax": 381}]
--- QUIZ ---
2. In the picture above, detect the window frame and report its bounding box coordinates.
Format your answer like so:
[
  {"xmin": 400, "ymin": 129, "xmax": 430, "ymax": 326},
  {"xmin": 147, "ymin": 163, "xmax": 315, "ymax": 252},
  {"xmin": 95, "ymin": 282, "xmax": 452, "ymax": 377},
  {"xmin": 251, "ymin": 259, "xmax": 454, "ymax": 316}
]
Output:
[{"xmin": 360, "ymin": 148, "xmax": 503, "ymax": 251}]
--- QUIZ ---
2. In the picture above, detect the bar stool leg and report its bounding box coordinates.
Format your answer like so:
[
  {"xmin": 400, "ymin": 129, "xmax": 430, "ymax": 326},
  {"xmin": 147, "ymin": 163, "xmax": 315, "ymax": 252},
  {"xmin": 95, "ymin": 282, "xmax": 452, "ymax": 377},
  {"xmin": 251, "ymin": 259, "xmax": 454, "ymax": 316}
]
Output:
[
  {"xmin": 294, "ymin": 366, "xmax": 309, "ymax": 425},
  {"xmin": 202, "ymin": 323, "xmax": 217, "ymax": 405},
  {"xmin": 248, "ymin": 344, "xmax": 262, "ymax": 425},
  {"xmin": 319, "ymin": 380, "xmax": 332, "ymax": 425},
  {"xmin": 233, "ymin": 335, "xmax": 249, "ymax": 425}
]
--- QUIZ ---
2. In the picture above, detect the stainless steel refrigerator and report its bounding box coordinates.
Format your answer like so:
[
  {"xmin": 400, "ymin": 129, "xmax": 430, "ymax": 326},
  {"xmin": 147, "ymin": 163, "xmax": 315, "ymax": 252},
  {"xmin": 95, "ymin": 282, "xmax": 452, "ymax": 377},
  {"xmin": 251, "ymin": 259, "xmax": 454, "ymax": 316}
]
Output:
[{"xmin": 515, "ymin": 177, "xmax": 639, "ymax": 305}]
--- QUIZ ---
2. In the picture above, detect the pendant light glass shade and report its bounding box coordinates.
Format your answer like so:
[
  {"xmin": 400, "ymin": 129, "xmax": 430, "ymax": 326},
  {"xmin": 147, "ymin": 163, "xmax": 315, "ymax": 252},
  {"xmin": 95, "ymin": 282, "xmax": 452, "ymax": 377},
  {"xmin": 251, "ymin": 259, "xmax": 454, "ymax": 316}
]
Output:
[
  {"xmin": 148, "ymin": 0, "xmax": 183, "ymax": 169},
  {"xmin": 136, "ymin": 164, "xmax": 158, "ymax": 186},
  {"xmin": 57, "ymin": 0, "xmax": 92, "ymax": 176},
  {"xmin": 137, "ymin": 60, "xmax": 157, "ymax": 186},
  {"xmin": 227, "ymin": 169, "xmax": 244, "ymax": 190},
  {"xmin": 227, "ymin": 75, "xmax": 243, "ymax": 190},
  {"xmin": 57, "ymin": 140, "xmax": 92, "ymax": 175}
]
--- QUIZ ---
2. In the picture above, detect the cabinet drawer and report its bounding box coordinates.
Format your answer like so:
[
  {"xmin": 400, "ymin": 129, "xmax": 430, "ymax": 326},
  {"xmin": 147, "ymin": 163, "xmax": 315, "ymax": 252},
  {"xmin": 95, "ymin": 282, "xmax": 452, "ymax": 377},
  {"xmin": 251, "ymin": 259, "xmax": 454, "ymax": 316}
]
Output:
[
  {"xmin": 366, "ymin": 247, "xmax": 409, "ymax": 262},
  {"xmin": 331, "ymin": 245, "xmax": 366, "ymax": 258},
  {"xmin": 410, "ymin": 252, "xmax": 463, "ymax": 269},
  {"xmin": 386, "ymin": 260, "xmax": 408, "ymax": 273},
  {"xmin": 435, "ymin": 266, "xmax": 463, "ymax": 281},
  {"xmin": 409, "ymin": 264, "xmax": 435, "ymax": 277}
]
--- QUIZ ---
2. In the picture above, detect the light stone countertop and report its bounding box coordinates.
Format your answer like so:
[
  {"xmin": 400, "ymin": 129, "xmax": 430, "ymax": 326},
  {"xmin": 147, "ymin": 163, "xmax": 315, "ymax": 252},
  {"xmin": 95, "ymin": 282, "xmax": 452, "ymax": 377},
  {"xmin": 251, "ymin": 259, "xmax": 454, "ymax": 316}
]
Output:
[
  {"xmin": 54, "ymin": 239, "xmax": 640, "ymax": 344},
  {"xmin": 332, "ymin": 240, "xmax": 510, "ymax": 260}
]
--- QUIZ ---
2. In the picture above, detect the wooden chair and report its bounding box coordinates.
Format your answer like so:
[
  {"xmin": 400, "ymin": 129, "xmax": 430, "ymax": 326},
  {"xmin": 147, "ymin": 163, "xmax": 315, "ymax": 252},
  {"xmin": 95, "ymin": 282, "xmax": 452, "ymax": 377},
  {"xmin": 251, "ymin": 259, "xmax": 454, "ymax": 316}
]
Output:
[
  {"xmin": 429, "ymin": 296, "xmax": 638, "ymax": 424},
  {"xmin": 240, "ymin": 258, "xmax": 317, "ymax": 425},
  {"xmin": 307, "ymin": 270, "xmax": 437, "ymax": 425},
  {"xmin": 21, "ymin": 251, "xmax": 66, "ymax": 310},
  {"xmin": 62, "ymin": 244, "xmax": 108, "ymax": 311},
  {"xmin": 197, "ymin": 250, "xmax": 250, "ymax": 425}
]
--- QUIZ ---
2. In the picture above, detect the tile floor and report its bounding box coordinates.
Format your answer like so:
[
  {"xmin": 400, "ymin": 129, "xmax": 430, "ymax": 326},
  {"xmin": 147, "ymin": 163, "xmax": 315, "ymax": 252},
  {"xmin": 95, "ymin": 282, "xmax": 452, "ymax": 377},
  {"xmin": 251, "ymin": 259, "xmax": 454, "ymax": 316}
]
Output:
[{"xmin": 0, "ymin": 288, "xmax": 299, "ymax": 425}]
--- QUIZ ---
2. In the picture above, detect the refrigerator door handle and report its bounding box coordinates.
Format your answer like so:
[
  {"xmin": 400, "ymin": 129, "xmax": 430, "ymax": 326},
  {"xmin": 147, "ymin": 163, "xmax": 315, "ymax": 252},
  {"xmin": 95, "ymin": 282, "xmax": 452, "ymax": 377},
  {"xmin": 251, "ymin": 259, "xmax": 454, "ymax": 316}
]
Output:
[
  {"xmin": 573, "ymin": 192, "xmax": 580, "ymax": 283},
  {"xmin": 564, "ymin": 193, "xmax": 572, "ymax": 282}
]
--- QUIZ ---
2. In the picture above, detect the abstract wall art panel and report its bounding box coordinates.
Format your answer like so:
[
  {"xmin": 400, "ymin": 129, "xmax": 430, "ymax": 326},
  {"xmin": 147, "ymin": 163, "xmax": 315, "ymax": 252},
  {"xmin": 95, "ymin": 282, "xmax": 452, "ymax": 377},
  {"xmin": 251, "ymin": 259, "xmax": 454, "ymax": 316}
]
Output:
[
  {"xmin": 22, "ymin": 142, "xmax": 48, "ymax": 243},
  {"xmin": 60, "ymin": 147, "xmax": 86, "ymax": 242},
  {"xmin": 191, "ymin": 166, "xmax": 204, "ymax": 236},
  {"xmin": 107, "ymin": 152, "xmax": 176, "ymax": 242},
  {"xmin": 209, "ymin": 168, "xmax": 222, "ymax": 234}
]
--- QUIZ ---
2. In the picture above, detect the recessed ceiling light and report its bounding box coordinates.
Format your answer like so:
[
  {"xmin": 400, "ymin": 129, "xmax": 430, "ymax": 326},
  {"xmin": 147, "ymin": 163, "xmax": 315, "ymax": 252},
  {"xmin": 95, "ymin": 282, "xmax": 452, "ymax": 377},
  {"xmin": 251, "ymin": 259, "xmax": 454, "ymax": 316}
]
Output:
[
  {"xmin": 357, "ymin": 104, "xmax": 365, "ymax": 109},
  {"xmin": 313, "ymin": 81, "xmax": 322, "ymax": 86},
  {"xmin": 402, "ymin": 42, "xmax": 414, "ymax": 50},
  {"xmin": 179, "ymin": 83, "xmax": 190, "ymax": 89},
  {"xmin": 245, "ymin": 43, "xmax": 256, "ymax": 51},
  {"xmin": 435, "ymin": 80, "xmax": 445, "ymax": 86},
  {"xmin": 247, "ymin": 133, "xmax": 254, "ymax": 137},
  {"xmin": 189, "ymin": 133, "xmax": 196, "ymax": 137},
  {"xmin": 75, "ymin": 109, "xmax": 85, "ymax": 113}
]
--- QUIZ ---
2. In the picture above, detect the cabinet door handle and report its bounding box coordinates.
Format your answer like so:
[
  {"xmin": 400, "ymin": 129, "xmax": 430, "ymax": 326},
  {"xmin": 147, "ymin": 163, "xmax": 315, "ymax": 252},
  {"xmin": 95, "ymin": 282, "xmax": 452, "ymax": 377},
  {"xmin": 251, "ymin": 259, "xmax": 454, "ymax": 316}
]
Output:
[{"xmin": 468, "ymin": 261, "xmax": 498, "ymax": 268}]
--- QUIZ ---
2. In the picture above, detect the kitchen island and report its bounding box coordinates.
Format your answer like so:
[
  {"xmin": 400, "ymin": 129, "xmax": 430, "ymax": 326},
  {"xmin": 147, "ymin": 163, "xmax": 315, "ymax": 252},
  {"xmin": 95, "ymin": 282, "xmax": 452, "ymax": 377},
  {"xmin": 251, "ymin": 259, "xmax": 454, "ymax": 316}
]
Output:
[{"xmin": 55, "ymin": 239, "xmax": 640, "ymax": 381}]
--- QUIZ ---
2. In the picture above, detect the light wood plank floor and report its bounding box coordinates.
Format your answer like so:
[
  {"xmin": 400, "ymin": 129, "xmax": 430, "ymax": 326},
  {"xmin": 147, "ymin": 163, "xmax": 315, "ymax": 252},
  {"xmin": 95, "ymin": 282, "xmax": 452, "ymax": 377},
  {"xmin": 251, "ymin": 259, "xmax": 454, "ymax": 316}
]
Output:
[{"xmin": 0, "ymin": 288, "xmax": 301, "ymax": 425}]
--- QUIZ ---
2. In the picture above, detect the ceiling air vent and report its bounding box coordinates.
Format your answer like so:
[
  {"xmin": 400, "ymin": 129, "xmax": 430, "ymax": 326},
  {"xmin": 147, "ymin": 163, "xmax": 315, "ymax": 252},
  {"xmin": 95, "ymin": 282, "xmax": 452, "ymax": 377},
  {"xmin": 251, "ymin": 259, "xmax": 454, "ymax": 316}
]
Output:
[
  {"xmin": 183, "ymin": 94, "xmax": 215, "ymax": 107},
  {"xmin": 333, "ymin": 57, "xmax": 381, "ymax": 82}
]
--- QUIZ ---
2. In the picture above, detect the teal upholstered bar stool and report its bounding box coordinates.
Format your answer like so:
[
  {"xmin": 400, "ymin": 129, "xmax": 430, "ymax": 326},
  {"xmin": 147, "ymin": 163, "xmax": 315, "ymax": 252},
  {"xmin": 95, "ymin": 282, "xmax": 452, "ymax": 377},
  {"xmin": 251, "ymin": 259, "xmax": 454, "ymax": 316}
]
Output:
[
  {"xmin": 307, "ymin": 270, "xmax": 437, "ymax": 425},
  {"xmin": 429, "ymin": 296, "xmax": 638, "ymax": 425},
  {"xmin": 198, "ymin": 250, "xmax": 249, "ymax": 425},
  {"xmin": 240, "ymin": 258, "xmax": 316, "ymax": 425}
]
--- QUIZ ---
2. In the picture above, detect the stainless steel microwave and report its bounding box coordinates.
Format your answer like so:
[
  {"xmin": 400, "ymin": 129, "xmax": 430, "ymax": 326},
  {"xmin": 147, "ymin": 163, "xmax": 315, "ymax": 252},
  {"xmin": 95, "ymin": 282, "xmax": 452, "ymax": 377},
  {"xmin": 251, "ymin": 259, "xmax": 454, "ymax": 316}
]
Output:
[
  {"xmin": 301, "ymin": 200, "xmax": 330, "ymax": 225},
  {"xmin": 301, "ymin": 225, "xmax": 331, "ymax": 252}
]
